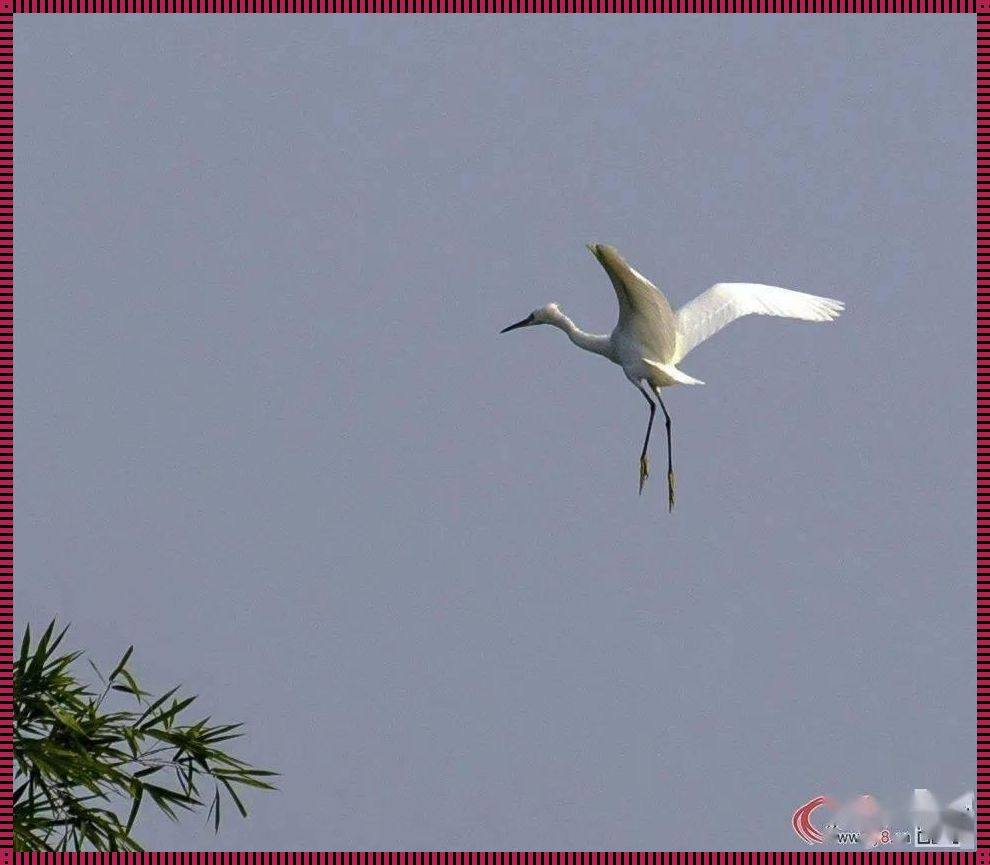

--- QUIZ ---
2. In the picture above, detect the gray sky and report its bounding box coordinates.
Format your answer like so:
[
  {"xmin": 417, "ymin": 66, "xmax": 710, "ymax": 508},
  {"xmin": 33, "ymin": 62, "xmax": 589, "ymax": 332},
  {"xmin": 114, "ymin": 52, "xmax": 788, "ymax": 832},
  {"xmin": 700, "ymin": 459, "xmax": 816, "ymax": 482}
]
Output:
[{"xmin": 17, "ymin": 15, "xmax": 973, "ymax": 851}]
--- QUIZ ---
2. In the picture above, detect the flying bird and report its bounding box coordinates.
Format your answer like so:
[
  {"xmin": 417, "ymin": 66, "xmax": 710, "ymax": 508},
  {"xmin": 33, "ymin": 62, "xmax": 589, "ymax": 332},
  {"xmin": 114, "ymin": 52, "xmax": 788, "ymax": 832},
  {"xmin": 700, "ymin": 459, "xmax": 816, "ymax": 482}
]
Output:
[{"xmin": 500, "ymin": 243, "xmax": 844, "ymax": 511}]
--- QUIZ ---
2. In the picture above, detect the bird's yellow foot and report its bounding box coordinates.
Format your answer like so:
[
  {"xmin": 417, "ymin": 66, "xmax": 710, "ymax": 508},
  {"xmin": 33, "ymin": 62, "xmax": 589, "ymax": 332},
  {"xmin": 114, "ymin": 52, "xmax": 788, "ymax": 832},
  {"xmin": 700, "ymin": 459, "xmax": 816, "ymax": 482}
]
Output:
[
  {"xmin": 639, "ymin": 455, "xmax": 649, "ymax": 495},
  {"xmin": 667, "ymin": 471, "xmax": 676, "ymax": 512}
]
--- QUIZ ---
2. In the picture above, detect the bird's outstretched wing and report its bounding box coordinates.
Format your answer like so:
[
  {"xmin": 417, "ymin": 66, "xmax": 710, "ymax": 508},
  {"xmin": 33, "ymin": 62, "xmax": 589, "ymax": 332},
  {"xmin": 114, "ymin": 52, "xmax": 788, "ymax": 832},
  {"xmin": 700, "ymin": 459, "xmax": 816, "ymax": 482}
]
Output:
[
  {"xmin": 672, "ymin": 283, "xmax": 844, "ymax": 363},
  {"xmin": 588, "ymin": 244, "xmax": 678, "ymax": 363}
]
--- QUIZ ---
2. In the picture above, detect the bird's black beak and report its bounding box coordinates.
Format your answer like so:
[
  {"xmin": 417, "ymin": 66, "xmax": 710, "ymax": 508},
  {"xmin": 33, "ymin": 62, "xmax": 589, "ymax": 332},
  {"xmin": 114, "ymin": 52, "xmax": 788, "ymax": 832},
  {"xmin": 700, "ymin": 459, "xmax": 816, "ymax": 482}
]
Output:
[{"xmin": 500, "ymin": 314, "xmax": 535, "ymax": 334}]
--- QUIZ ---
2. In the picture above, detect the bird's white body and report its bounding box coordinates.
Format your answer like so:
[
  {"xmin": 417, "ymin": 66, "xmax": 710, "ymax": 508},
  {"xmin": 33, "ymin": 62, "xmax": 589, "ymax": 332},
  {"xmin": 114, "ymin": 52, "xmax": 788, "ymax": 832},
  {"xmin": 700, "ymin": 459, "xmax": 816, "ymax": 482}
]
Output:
[
  {"xmin": 613, "ymin": 332, "xmax": 698, "ymax": 388},
  {"xmin": 500, "ymin": 243, "xmax": 844, "ymax": 508}
]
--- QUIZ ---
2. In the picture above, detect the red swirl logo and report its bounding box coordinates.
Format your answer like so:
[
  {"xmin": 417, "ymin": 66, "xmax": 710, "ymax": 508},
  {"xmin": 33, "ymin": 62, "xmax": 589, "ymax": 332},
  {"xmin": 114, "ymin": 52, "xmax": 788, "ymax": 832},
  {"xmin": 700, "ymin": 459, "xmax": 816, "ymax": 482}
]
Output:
[{"xmin": 792, "ymin": 796, "xmax": 831, "ymax": 844}]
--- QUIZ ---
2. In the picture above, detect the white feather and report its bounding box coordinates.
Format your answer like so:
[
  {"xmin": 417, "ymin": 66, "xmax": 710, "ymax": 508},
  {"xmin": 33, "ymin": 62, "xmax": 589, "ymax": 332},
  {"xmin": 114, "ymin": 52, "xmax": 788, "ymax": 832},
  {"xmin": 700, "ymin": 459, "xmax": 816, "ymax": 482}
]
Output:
[{"xmin": 673, "ymin": 282, "xmax": 844, "ymax": 364}]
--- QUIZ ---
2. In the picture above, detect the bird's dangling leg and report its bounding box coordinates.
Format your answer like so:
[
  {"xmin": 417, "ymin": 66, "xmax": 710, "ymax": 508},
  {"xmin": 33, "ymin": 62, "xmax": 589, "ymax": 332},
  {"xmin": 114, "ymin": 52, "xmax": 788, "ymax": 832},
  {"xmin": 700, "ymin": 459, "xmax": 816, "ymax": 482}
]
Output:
[
  {"xmin": 656, "ymin": 391, "xmax": 674, "ymax": 511},
  {"xmin": 636, "ymin": 384, "xmax": 657, "ymax": 496}
]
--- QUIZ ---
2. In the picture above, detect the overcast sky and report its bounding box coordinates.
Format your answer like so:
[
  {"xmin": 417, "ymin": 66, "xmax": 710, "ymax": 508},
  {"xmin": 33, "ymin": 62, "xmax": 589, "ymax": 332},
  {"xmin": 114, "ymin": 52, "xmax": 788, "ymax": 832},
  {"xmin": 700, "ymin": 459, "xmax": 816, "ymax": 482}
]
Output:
[{"xmin": 17, "ymin": 14, "xmax": 973, "ymax": 851}]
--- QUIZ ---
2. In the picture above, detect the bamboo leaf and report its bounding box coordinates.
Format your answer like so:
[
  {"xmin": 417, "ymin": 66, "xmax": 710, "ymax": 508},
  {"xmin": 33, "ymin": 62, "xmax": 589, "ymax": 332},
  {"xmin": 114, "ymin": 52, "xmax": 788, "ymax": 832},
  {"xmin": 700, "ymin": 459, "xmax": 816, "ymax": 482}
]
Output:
[
  {"xmin": 86, "ymin": 659, "xmax": 106, "ymax": 685},
  {"xmin": 25, "ymin": 620, "xmax": 57, "ymax": 681},
  {"xmin": 117, "ymin": 669, "xmax": 146, "ymax": 701},
  {"xmin": 219, "ymin": 777, "xmax": 248, "ymax": 819},
  {"xmin": 16, "ymin": 622, "xmax": 31, "ymax": 673},
  {"xmin": 108, "ymin": 647, "xmax": 134, "ymax": 683},
  {"xmin": 125, "ymin": 784, "xmax": 143, "ymax": 832},
  {"xmin": 136, "ymin": 686, "xmax": 181, "ymax": 727},
  {"xmin": 210, "ymin": 787, "xmax": 221, "ymax": 833}
]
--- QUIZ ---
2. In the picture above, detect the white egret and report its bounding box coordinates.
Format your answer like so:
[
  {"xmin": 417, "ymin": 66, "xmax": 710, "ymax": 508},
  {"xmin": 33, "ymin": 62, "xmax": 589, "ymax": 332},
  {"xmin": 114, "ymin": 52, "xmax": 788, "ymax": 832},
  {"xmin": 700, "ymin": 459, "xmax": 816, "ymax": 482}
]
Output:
[{"xmin": 500, "ymin": 243, "xmax": 844, "ymax": 511}]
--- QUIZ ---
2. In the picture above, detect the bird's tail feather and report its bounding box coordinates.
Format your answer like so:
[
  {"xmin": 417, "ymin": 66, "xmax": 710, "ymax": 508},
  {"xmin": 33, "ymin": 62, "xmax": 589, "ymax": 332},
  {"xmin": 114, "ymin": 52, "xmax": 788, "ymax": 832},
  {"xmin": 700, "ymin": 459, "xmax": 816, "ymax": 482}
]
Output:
[{"xmin": 643, "ymin": 359, "xmax": 705, "ymax": 386}]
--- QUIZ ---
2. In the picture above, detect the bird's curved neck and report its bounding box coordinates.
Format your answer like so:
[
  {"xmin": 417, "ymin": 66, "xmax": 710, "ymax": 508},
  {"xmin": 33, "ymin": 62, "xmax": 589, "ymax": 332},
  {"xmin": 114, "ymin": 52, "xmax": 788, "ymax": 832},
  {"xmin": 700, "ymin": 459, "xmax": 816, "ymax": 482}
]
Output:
[{"xmin": 551, "ymin": 313, "xmax": 612, "ymax": 359}]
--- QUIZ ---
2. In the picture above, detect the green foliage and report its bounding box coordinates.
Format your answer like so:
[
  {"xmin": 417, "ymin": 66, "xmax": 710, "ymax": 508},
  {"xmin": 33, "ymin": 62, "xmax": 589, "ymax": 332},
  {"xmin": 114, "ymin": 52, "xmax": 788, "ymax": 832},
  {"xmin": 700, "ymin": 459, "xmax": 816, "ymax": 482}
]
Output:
[{"xmin": 14, "ymin": 620, "xmax": 277, "ymax": 851}]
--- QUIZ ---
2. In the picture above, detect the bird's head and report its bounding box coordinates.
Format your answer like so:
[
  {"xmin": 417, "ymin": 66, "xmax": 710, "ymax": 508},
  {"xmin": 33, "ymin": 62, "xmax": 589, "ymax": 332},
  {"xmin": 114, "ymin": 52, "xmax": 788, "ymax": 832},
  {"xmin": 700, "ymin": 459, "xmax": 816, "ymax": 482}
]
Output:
[{"xmin": 500, "ymin": 303, "xmax": 562, "ymax": 334}]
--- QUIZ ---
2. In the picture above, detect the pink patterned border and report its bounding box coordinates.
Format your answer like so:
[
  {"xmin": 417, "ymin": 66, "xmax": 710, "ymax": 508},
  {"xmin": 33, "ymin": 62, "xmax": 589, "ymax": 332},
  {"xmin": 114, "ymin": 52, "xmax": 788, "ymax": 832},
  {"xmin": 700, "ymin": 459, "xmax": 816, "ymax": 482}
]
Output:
[
  {"xmin": 1, "ymin": 0, "xmax": 979, "ymax": 10},
  {"xmin": 978, "ymin": 11, "xmax": 989, "ymax": 856},
  {"xmin": 0, "ymin": 5, "xmax": 10, "ymax": 856},
  {"xmin": 5, "ymin": 851, "xmax": 984, "ymax": 861},
  {"xmin": 1, "ymin": 6, "xmax": 978, "ymax": 860}
]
